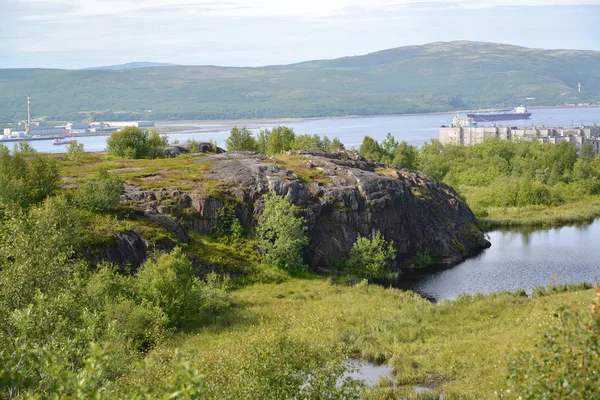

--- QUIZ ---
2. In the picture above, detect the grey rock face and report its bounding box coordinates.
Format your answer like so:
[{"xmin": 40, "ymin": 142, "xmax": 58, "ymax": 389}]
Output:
[
  {"xmin": 123, "ymin": 151, "xmax": 490, "ymax": 270},
  {"xmin": 164, "ymin": 145, "xmax": 190, "ymax": 158},
  {"xmin": 143, "ymin": 210, "xmax": 190, "ymax": 244},
  {"xmin": 102, "ymin": 230, "xmax": 149, "ymax": 272},
  {"xmin": 163, "ymin": 142, "xmax": 225, "ymax": 158}
]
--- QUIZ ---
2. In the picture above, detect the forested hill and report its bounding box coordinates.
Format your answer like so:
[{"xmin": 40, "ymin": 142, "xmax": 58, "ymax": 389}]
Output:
[{"xmin": 1, "ymin": 41, "xmax": 599, "ymax": 121}]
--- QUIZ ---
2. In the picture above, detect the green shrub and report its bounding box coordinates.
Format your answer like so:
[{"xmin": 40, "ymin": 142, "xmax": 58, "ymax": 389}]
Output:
[
  {"xmin": 0, "ymin": 145, "xmax": 59, "ymax": 208},
  {"xmin": 106, "ymin": 126, "xmax": 168, "ymax": 159},
  {"xmin": 292, "ymin": 133, "xmax": 323, "ymax": 151},
  {"xmin": 135, "ymin": 248, "xmax": 230, "ymax": 328},
  {"xmin": 265, "ymin": 125, "xmax": 295, "ymax": 154},
  {"xmin": 73, "ymin": 167, "xmax": 125, "ymax": 212},
  {"xmin": 188, "ymin": 329, "xmax": 363, "ymax": 399},
  {"xmin": 12, "ymin": 141, "xmax": 36, "ymax": 154},
  {"xmin": 66, "ymin": 141, "xmax": 85, "ymax": 161},
  {"xmin": 506, "ymin": 289, "xmax": 600, "ymax": 399},
  {"xmin": 324, "ymin": 135, "xmax": 345, "ymax": 152},
  {"xmin": 106, "ymin": 299, "xmax": 168, "ymax": 352},
  {"xmin": 216, "ymin": 202, "xmax": 243, "ymax": 239},
  {"xmin": 255, "ymin": 193, "xmax": 308, "ymax": 271},
  {"xmin": 347, "ymin": 231, "xmax": 396, "ymax": 280},
  {"xmin": 408, "ymin": 245, "xmax": 440, "ymax": 267},
  {"xmin": 0, "ymin": 196, "xmax": 84, "ymax": 310},
  {"xmin": 225, "ymin": 126, "xmax": 258, "ymax": 152}
]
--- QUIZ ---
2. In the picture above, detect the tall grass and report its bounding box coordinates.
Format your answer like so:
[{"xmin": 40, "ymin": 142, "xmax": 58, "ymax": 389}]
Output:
[
  {"xmin": 111, "ymin": 279, "xmax": 596, "ymax": 399},
  {"xmin": 480, "ymin": 197, "xmax": 600, "ymax": 229}
]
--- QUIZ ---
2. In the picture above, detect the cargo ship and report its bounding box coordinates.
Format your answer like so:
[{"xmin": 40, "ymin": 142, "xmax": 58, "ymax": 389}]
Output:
[{"xmin": 467, "ymin": 106, "xmax": 532, "ymax": 122}]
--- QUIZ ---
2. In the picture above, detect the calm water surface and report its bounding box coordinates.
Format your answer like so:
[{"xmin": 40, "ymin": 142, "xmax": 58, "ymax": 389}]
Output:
[
  {"xmin": 400, "ymin": 221, "xmax": 600, "ymax": 302},
  {"xmin": 19, "ymin": 106, "xmax": 600, "ymax": 153}
]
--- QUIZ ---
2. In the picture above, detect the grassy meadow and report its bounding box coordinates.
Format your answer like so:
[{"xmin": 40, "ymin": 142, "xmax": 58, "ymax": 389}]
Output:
[{"xmin": 111, "ymin": 278, "xmax": 596, "ymax": 399}]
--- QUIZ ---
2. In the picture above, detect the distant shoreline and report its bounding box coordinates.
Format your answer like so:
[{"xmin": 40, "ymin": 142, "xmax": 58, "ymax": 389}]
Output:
[{"xmin": 153, "ymin": 105, "xmax": 600, "ymax": 129}]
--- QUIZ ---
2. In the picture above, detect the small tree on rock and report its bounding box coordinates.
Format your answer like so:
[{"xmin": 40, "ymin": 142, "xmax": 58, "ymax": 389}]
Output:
[{"xmin": 256, "ymin": 193, "xmax": 308, "ymax": 271}]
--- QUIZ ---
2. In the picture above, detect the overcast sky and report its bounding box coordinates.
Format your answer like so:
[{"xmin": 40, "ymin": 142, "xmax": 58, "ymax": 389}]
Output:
[{"xmin": 1, "ymin": 0, "xmax": 598, "ymax": 69}]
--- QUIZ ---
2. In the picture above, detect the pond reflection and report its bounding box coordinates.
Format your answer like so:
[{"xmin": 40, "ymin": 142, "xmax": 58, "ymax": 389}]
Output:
[{"xmin": 397, "ymin": 220, "xmax": 600, "ymax": 301}]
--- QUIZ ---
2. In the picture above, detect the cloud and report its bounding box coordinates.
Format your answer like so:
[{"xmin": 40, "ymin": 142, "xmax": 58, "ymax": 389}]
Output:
[
  {"xmin": 11, "ymin": 0, "xmax": 598, "ymax": 21},
  {"xmin": 1, "ymin": 0, "xmax": 598, "ymax": 68}
]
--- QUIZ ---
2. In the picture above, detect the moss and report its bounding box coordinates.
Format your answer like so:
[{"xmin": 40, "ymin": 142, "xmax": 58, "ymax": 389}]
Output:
[
  {"xmin": 272, "ymin": 154, "xmax": 330, "ymax": 184},
  {"xmin": 333, "ymin": 200, "xmax": 350, "ymax": 212},
  {"xmin": 135, "ymin": 225, "xmax": 177, "ymax": 248},
  {"xmin": 408, "ymin": 246, "xmax": 441, "ymax": 267},
  {"xmin": 183, "ymin": 231, "xmax": 261, "ymax": 277},
  {"xmin": 452, "ymin": 236, "xmax": 466, "ymax": 256},
  {"xmin": 58, "ymin": 152, "xmax": 217, "ymax": 191},
  {"xmin": 200, "ymin": 180, "xmax": 234, "ymax": 202},
  {"xmin": 375, "ymin": 167, "xmax": 398, "ymax": 178},
  {"xmin": 410, "ymin": 186, "xmax": 425, "ymax": 199}
]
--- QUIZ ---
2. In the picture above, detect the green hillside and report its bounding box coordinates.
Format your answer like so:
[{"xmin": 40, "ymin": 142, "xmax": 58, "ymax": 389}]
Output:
[{"xmin": 1, "ymin": 41, "xmax": 599, "ymax": 121}]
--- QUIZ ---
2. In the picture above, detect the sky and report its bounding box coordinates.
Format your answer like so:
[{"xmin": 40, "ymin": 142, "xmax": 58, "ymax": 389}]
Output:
[{"xmin": 0, "ymin": 0, "xmax": 599, "ymax": 69}]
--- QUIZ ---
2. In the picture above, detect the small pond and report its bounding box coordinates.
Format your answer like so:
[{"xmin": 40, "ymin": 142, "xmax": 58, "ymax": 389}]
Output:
[
  {"xmin": 398, "ymin": 220, "xmax": 600, "ymax": 301},
  {"xmin": 343, "ymin": 360, "xmax": 393, "ymax": 385}
]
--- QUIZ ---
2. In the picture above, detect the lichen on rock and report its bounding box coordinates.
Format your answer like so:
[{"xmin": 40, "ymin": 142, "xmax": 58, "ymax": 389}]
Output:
[{"xmin": 120, "ymin": 150, "xmax": 490, "ymax": 270}]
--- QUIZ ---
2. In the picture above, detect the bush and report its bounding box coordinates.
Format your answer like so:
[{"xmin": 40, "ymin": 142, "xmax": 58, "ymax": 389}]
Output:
[
  {"xmin": 193, "ymin": 328, "xmax": 363, "ymax": 399},
  {"xmin": 292, "ymin": 133, "xmax": 323, "ymax": 151},
  {"xmin": 0, "ymin": 196, "xmax": 84, "ymax": 310},
  {"xmin": 135, "ymin": 248, "xmax": 230, "ymax": 328},
  {"xmin": 324, "ymin": 136, "xmax": 345, "ymax": 152},
  {"xmin": 225, "ymin": 126, "xmax": 258, "ymax": 151},
  {"xmin": 256, "ymin": 193, "xmax": 308, "ymax": 271},
  {"xmin": 106, "ymin": 299, "xmax": 168, "ymax": 352},
  {"xmin": 265, "ymin": 125, "xmax": 295, "ymax": 154},
  {"xmin": 0, "ymin": 145, "xmax": 59, "ymax": 208},
  {"xmin": 0, "ymin": 197, "xmax": 98, "ymax": 398},
  {"xmin": 506, "ymin": 289, "xmax": 600, "ymax": 399},
  {"xmin": 216, "ymin": 202, "xmax": 243, "ymax": 239},
  {"xmin": 347, "ymin": 231, "xmax": 396, "ymax": 280},
  {"xmin": 106, "ymin": 126, "xmax": 168, "ymax": 159},
  {"xmin": 73, "ymin": 168, "xmax": 125, "ymax": 212},
  {"xmin": 66, "ymin": 141, "xmax": 85, "ymax": 161}
]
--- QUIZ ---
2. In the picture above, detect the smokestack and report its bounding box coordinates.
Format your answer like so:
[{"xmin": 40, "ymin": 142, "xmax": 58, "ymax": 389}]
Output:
[{"xmin": 27, "ymin": 94, "xmax": 31, "ymax": 124}]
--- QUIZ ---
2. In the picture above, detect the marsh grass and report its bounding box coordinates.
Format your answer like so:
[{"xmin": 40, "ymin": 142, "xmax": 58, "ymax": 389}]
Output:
[
  {"xmin": 472, "ymin": 195, "xmax": 600, "ymax": 229},
  {"xmin": 111, "ymin": 279, "xmax": 596, "ymax": 399}
]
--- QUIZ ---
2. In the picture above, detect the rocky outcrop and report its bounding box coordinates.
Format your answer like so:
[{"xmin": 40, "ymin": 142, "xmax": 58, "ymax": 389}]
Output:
[
  {"xmin": 163, "ymin": 142, "xmax": 225, "ymax": 158},
  {"xmin": 143, "ymin": 211, "xmax": 190, "ymax": 244},
  {"xmin": 100, "ymin": 230, "xmax": 149, "ymax": 272},
  {"xmin": 121, "ymin": 151, "xmax": 490, "ymax": 270}
]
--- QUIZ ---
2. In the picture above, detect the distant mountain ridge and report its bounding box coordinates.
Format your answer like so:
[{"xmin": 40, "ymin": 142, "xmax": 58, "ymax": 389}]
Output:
[
  {"xmin": 0, "ymin": 41, "xmax": 598, "ymax": 121},
  {"xmin": 83, "ymin": 62, "xmax": 179, "ymax": 70}
]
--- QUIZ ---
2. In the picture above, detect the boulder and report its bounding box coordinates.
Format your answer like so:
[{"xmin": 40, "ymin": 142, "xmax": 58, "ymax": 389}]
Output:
[{"xmin": 120, "ymin": 151, "xmax": 490, "ymax": 270}]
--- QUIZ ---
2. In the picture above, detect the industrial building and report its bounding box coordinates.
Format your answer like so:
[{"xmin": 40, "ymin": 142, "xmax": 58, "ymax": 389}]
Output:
[
  {"xmin": 0, "ymin": 95, "xmax": 155, "ymax": 142},
  {"xmin": 439, "ymin": 123, "xmax": 600, "ymax": 154},
  {"xmin": 106, "ymin": 121, "xmax": 155, "ymax": 128}
]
